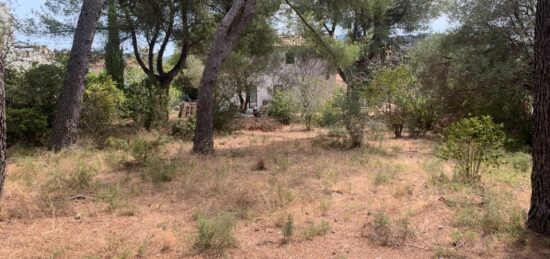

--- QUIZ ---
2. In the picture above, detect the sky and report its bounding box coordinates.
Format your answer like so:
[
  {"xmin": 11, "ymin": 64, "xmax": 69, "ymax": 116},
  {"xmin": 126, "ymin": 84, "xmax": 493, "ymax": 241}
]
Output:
[{"xmin": 9, "ymin": 0, "xmax": 453, "ymax": 51}]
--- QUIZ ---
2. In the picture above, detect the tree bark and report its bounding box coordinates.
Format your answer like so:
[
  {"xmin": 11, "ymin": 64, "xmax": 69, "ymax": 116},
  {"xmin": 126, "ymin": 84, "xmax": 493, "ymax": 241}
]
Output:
[
  {"xmin": 0, "ymin": 56, "xmax": 6, "ymax": 197},
  {"xmin": 193, "ymin": 0, "xmax": 258, "ymax": 154},
  {"xmin": 48, "ymin": 0, "xmax": 104, "ymax": 152},
  {"xmin": 528, "ymin": 0, "xmax": 550, "ymax": 235}
]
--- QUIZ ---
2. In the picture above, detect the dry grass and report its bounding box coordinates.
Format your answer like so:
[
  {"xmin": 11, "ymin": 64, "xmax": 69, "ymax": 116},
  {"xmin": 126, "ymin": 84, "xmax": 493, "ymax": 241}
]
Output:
[{"xmin": 0, "ymin": 125, "xmax": 546, "ymax": 258}]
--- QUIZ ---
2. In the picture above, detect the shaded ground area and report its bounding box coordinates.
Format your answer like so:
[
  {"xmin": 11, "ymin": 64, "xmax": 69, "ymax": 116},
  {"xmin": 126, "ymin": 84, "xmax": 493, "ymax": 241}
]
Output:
[{"xmin": 0, "ymin": 125, "xmax": 547, "ymax": 258}]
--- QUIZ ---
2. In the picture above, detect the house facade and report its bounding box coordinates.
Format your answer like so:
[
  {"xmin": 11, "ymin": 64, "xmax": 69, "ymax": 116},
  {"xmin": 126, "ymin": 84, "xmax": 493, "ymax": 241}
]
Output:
[{"xmin": 240, "ymin": 37, "xmax": 345, "ymax": 110}]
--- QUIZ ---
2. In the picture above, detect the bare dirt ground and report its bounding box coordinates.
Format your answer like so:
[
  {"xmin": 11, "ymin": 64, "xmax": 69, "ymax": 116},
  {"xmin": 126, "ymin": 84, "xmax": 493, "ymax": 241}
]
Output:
[{"xmin": 0, "ymin": 124, "xmax": 548, "ymax": 258}]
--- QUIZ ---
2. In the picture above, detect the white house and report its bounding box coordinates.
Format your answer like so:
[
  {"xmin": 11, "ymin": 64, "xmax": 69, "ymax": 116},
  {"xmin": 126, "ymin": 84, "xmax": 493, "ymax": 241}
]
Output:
[{"xmin": 239, "ymin": 36, "xmax": 345, "ymax": 110}]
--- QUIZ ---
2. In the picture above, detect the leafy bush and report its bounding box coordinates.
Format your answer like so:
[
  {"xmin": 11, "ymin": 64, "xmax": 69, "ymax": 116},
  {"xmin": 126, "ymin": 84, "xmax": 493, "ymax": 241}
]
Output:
[
  {"xmin": 438, "ymin": 116, "xmax": 506, "ymax": 183},
  {"xmin": 123, "ymin": 79, "xmax": 167, "ymax": 130},
  {"xmin": 81, "ymin": 74, "xmax": 124, "ymax": 134},
  {"xmin": 194, "ymin": 212, "xmax": 237, "ymax": 253},
  {"xmin": 6, "ymin": 108, "xmax": 49, "ymax": 145},
  {"xmin": 339, "ymin": 89, "xmax": 368, "ymax": 148},
  {"xmin": 6, "ymin": 65, "xmax": 65, "ymax": 126},
  {"xmin": 129, "ymin": 137, "xmax": 164, "ymax": 164},
  {"xmin": 318, "ymin": 89, "xmax": 368, "ymax": 148},
  {"xmin": 171, "ymin": 118, "xmax": 195, "ymax": 141},
  {"xmin": 268, "ymin": 90, "xmax": 296, "ymax": 125}
]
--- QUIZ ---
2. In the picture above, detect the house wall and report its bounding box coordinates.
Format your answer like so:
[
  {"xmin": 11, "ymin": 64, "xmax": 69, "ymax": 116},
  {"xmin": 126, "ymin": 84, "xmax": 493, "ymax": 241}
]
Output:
[{"xmin": 245, "ymin": 51, "xmax": 339, "ymax": 109}]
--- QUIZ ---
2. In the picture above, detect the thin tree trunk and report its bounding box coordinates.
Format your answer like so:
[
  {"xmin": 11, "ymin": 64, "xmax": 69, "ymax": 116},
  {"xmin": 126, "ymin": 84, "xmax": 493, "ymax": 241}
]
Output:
[
  {"xmin": 48, "ymin": 0, "xmax": 104, "ymax": 152},
  {"xmin": 0, "ymin": 57, "xmax": 6, "ymax": 197},
  {"xmin": 528, "ymin": 0, "xmax": 550, "ymax": 235},
  {"xmin": 193, "ymin": 0, "xmax": 258, "ymax": 154}
]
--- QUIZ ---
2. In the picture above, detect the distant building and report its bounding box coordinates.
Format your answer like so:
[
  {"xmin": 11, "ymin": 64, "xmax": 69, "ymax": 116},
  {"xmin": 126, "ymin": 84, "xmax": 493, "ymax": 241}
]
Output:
[{"xmin": 237, "ymin": 36, "xmax": 344, "ymax": 109}]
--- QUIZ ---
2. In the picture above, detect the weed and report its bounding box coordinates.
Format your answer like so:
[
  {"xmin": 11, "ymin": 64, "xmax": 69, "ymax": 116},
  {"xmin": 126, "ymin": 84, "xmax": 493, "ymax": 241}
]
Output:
[
  {"xmin": 303, "ymin": 220, "xmax": 330, "ymax": 240},
  {"xmin": 136, "ymin": 235, "xmax": 152, "ymax": 257},
  {"xmin": 505, "ymin": 152, "xmax": 532, "ymax": 173},
  {"xmin": 99, "ymin": 185, "xmax": 125, "ymax": 213},
  {"xmin": 366, "ymin": 210, "xmax": 415, "ymax": 246},
  {"xmin": 320, "ymin": 200, "xmax": 330, "ymax": 216},
  {"xmin": 194, "ymin": 212, "xmax": 237, "ymax": 253},
  {"xmin": 142, "ymin": 157, "xmax": 181, "ymax": 185},
  {"xmin": 282, "ymin": 214, "xmax": 294, "ymax": 243}
]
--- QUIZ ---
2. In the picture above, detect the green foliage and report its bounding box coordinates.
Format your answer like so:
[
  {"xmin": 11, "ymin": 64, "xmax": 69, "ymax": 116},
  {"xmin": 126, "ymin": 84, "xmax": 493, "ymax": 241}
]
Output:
[
  {"xmin": 368, "ymin": 210, "xmax": 415, "ymax": 246},
  {"xmin": 194, "ymin": 212, "xmax": 237, "ymax": 253},
  {"xmin": 318, "ymin": 88, "xmax": 368, "ymax": 148},
  {"xmin": 6, "ymin": 64, "xmax": 65, "ymax": 126},
  {"xmin": 341, "ymin": 89, "xmax": 369, "ymax": 148},
  {"xmin": 129, "ymin": 136, "xmax": 166, "ymax": 164},
  {"xmin": 438, "ymin": 116, "xmax": 506, "ymax": 183},
  {"xmin": 123, "ymin": 79, "xmax": 167, "ymax": 130},
  {"xmin": 268, "ymin": 90, "xmax": 296, "ymax": 125},
  {"xmin": 409, "ymin": 0, "xmax": 534, "ymax": 143},
  {"xmin": 142, "ymin": 157, "xmax": 180, "ymax": 185},
  {"xmin": 171, "ymin": 118, "xmax": 195, "ymax": 141},
  {"xmin": 105, "ymin": 0, "xmax": 124, "ymax": 89},
  {"xmin": 282, "ymin": 214, "xmax": 294, "ymax": 242},
  {"xmin": 81, "ymin": 74, "xmax": 124, "ymax": 134},
  {"xmin": 303, "ymin": 220, "xmax": 330, "ymax": 240},
  {"xmin": 6, "ymin": 108, "xmax": 49, "ymax": 145},
  {"xmin": 506, "ymin": 152, "xmax": 532, "ymax": 174}
]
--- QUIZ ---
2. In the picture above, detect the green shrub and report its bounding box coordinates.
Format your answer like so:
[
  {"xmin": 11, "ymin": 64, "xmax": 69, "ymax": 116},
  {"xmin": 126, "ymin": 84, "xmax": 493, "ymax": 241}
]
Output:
[
  {"xmin": 6, "ymin": 64, "xmax": 65, "ymax": 125},
  {"xmin": 282, "ymin": 214, "xmax": 294, "ymax": 243},
  {"xmin": 123, "ymin": 79, "xmax": 167, "ymax": 130},
  {"xmin": 129, "ymin": 137, "xmax": 163, "ymax": 164},
  {"xmin": 318, "ymin": 89, "xmax": 368, "ymax": 148},
  {"xmin": 105, "ymin": 137, "xmax": 129, "ymax": 151},
  {"xmin": 81, "ymin": 74, "xmax": 124, "ymax": 134},
  {"xmin": 142, "ymin": 157, "xmax": 180, "ymax": 185},
  {"xmin": 194, "ymin": 212, "xmax": 237, "ymax": 253},
  {"xmin": 171, "ymin": 118, "xmax": 195, "ymax": 141},
  {"xmin": 268, "ymin": 90, "xmax": 296, "ymax": 125},
  {"xmin": 6, "ymin": 108, "xmax": 49, "ymax": 145},
  {"xmin": 367, "ymin": 211, "xmax": 415, "ymax": 246},
  {"xmin": 438, "ymin": 116, "xmax": 506, "ymax": 183},
  {"xmin": 303, "ymin": 220, "xmax": 330, "ymax": 240},
  {"xmin": 507, "ymin": 152, "xmax": 532, "ymax": 173}
]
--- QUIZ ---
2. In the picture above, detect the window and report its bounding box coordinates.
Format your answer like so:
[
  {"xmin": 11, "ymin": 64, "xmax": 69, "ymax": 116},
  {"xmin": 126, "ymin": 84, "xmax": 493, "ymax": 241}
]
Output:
[{"xmin": 285, "ymin": 52, "xmax": 295, "ymax": 64}]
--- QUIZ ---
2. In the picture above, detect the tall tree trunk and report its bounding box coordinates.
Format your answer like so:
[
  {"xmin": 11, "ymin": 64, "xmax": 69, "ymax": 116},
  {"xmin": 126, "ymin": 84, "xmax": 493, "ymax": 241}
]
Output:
[
  {"xmin": 193, "ymin": 0, "xmax": 258, "ymax": 154},
  {"xmin": 528, "ymin": 0, "xmax": 550, "ymax": 235},
  {"xmin": 0, "ymin": 57, "xmax": 6, "ymax": 197},
  {"xmin": 49, "ymin": 0, "xmax": 104, "ymax": 152}
]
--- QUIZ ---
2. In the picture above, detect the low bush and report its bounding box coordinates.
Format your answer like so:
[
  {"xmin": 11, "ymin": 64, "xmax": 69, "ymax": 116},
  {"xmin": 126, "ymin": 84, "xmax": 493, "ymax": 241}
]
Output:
[
  {"xmin": 438, "ymin": 116, "xmax": 506, "ymax": 183},
  {"xmin": 194, "ymin": 212, "xmax": 238, "ymax": 253},
  {"xmin": 319, "ymin": 89, "xmax": 368, "ymax": 148},
  {"xmin": 303, "ymin": 220, "xmax": 330, "ymax": 240},
  {"xmin": 6, "ymin": 108, "xmax": 49, "ymax": 145},
  {"xmin": 268, "ymin": 90, "xmax": 296, "ymax": 125},
  {"xmin": 365, "ymin": 210, "xmax": 415, "ymax": 246},
  {"xmin": 171, "ymin": 118, "xmax": 195, "ymax": 141},
  {"xmin": 81, "ymin": 74, "xmax": 124, "ymax": 135}
]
